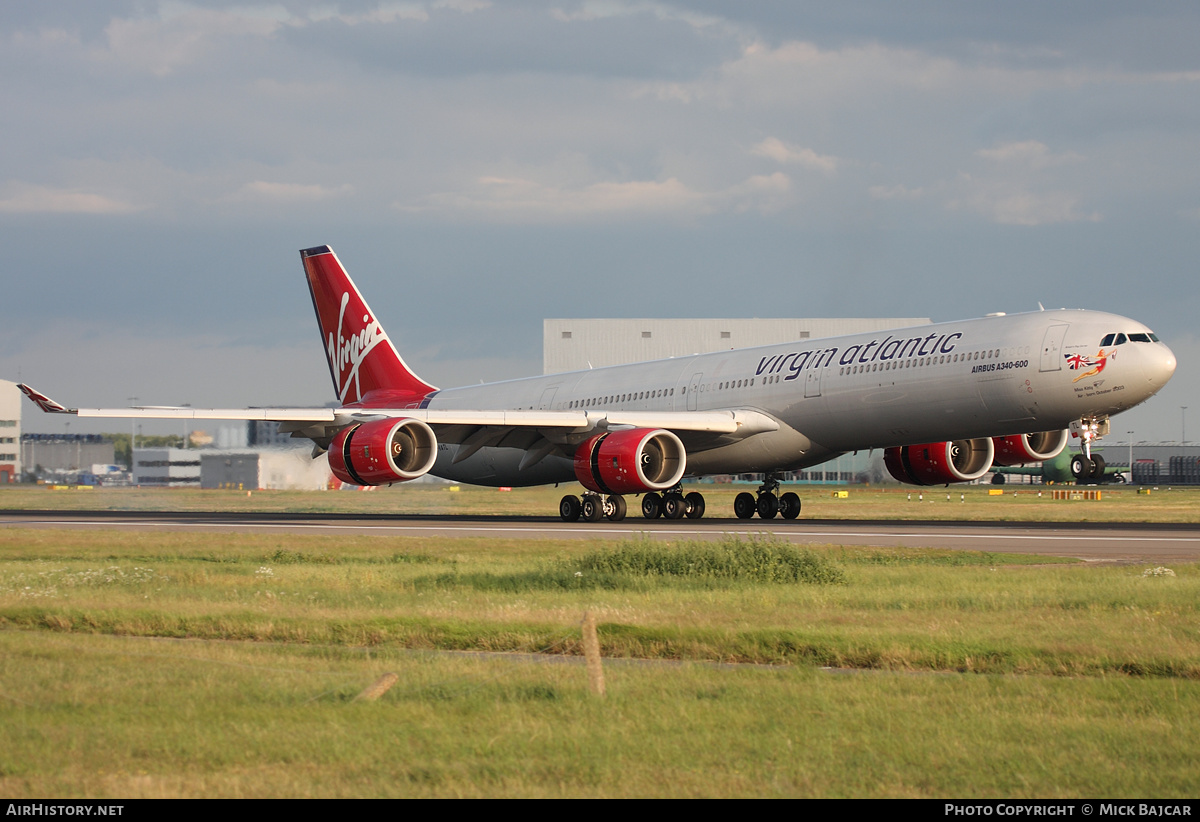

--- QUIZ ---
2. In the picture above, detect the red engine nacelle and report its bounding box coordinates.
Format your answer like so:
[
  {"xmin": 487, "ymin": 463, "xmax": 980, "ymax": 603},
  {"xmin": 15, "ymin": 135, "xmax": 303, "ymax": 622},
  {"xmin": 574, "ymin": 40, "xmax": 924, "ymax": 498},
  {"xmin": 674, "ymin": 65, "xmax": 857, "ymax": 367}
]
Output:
[
  {"xmin": 884, "ymin": 438, "xmax": 995, "ymax": 486},
  {"xmin": 991, "ymin": 430, "xmax": 1068, "ymax": 466},
  {"xmin": 328, "ymin": 417, "xmax": 437, "ymax": 486},
  {"xmin": 573, "ymin": 428, "xmax": 686, "ymax": 495}
]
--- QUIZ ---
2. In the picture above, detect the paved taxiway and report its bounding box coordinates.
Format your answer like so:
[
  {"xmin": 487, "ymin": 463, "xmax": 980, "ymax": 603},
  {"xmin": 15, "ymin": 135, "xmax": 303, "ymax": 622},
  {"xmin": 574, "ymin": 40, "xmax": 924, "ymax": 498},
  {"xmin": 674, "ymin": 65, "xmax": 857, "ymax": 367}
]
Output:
[{"xmin": 2, "ymin": 510, "xmax": 1198, "ymax": 563}]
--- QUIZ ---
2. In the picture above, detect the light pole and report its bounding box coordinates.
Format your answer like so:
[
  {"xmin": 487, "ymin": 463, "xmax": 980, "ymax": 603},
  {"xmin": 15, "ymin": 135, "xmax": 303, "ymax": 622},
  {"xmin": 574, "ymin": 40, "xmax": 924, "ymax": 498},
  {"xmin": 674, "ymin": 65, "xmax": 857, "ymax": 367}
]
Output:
[
  {"xmin": 128, "ymin": 396, "xmax": 138, "ymax": 471},
  {"xmin": 1127, "ymin": 430, "xmax": 1134, "ymax": 481},
  {"xmin": 1183, "ymin": 406, "xmax": 1189, "ymax": 446},
  {"xmin": 180, "ymin": 403, "xmax": 191, "ymax": 450}
]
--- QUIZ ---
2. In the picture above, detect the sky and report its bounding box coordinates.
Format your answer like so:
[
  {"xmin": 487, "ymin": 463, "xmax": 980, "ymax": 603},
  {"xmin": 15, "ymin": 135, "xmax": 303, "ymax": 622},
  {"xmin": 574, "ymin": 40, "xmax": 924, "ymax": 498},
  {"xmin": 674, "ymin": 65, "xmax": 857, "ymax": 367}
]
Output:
[{"xmin": 3, "ymin": 1, "xmax": 1199, "ymax": 443}]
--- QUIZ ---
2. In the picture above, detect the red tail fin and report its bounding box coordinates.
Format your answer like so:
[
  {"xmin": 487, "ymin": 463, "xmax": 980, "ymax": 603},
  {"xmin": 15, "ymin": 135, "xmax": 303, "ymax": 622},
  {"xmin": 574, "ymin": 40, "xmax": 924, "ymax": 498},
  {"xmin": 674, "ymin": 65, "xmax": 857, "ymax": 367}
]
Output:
[{"xmin": 301, "ymin": 245, "xmax": 437, "ymax": 407}]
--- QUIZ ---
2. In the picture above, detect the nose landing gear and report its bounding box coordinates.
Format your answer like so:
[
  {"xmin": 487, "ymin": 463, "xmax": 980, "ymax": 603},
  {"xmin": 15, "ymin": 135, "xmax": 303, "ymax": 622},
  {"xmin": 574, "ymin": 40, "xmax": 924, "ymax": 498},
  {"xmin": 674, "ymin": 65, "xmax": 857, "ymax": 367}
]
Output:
[{"xmin": 1069, "ymin": 416, "xmax": 1111, "ymax": 484}]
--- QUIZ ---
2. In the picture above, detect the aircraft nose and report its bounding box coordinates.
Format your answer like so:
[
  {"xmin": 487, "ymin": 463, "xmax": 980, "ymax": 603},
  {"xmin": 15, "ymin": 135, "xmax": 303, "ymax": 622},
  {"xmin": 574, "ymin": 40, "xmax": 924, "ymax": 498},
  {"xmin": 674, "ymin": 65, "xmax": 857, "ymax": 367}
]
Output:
[{"xmin": 1148, "ymin": 342, "xmax": 1177, "ymax": 390}]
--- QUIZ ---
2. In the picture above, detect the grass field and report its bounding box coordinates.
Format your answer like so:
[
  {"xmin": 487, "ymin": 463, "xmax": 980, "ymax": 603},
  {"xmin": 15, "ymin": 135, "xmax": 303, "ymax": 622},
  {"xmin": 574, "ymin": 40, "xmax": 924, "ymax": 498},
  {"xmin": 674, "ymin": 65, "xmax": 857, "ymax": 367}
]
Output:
[
  {"xmin": 3, "ymin": 480, "xmax": 1200, "ymax": 522},
  {"xmin": 1, "ymin": 519, "xmax": 1198, "ymax": 798}
]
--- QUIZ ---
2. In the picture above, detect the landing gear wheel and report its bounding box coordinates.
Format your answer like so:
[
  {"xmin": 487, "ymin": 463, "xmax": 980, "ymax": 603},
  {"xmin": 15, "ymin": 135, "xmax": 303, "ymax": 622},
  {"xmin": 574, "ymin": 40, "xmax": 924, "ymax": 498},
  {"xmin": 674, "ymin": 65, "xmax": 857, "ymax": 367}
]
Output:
[
  {"xmin": 559, "ymin": 495, "xmax": 581, "ymax": 522},
  {"xmin": 662, "ymin": 493, "xmax": 687, "ymax": 520},
  {"xmin": 779, "ymin": 492, "xmax": 801, "ymax": 520},
  {"xmin": 734, "ymin": 492, "xmax": 756, "ymax": 520},
  {"xmin": 605, "ymin": 495, "xmax": 627, "ymax": 522},
  {"xmin": 581, "ymin": 495, "xmax": 604, "ymax": 522},
  {"xmin": 641, "ymin": 492, "xmax": 663, "ymax": 519},
  {"xmin": 1089, "ymin": 454, "xmax": 1107, "ymax": 481},
  {"xmin": 1070, "ymin": 455, "xmax": 1093, "ymax": 483},
  {"xmin": 757, "ymin": 493, "xmax": 779, "ymax": 520},
  {"xmin": 684, "ymin": 492, "xmax": 706, "ymax": 519}
]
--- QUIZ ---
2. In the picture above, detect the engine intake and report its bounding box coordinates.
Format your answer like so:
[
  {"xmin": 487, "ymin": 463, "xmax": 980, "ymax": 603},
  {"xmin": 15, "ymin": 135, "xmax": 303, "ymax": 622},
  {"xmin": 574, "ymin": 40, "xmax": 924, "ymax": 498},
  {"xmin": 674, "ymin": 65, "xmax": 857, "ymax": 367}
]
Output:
[
  {"xmin": 573, "ymin": 428, "xmax": 686, "ymax": 495},
  {"xmin": 991, "ymin": 430, "xmax": 1068, "ymax": 466},
  {"xmin": 328, "ymin": 417, "xmax": 437, "ymax": 486},
  {"xmin": 884, "ymin": 438, "xmax": 995, "ymax": 486}
]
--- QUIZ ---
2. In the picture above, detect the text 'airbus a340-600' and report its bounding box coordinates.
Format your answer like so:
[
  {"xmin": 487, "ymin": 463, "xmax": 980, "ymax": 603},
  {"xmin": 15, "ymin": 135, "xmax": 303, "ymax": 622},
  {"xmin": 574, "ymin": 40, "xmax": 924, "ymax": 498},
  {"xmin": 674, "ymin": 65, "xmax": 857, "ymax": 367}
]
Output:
[{"xmin": 20, "ymin": 246, "xmax": 1176, "ymax": 522}]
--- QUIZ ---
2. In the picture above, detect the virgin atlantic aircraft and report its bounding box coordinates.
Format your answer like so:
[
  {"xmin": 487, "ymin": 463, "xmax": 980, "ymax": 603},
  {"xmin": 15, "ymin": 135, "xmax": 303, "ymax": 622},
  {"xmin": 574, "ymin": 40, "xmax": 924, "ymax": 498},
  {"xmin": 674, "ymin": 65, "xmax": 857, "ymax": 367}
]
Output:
[{"xmin": 19, "ymin": 245, "xmax": 1177, "ymax": 522}]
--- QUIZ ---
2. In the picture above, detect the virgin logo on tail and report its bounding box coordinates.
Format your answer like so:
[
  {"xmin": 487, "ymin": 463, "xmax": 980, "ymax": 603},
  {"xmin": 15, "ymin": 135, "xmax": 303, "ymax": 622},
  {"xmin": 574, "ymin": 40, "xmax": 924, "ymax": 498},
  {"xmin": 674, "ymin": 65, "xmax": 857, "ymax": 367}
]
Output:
[
  {"xmin": 328, "ymin": 291, "xmax": 388, "ymax": 403},
  {"xmin": 302, "ymin": 245, "xmax": 437, "ymax": 406}
]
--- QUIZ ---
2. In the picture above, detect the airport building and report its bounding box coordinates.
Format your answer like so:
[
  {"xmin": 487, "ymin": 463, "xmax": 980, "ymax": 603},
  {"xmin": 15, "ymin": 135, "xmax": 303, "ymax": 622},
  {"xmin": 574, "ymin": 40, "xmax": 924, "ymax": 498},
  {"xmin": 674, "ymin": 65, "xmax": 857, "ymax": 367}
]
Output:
[
  {"xmin": 543, "ymin": 317, "xmax": 931, "ymax": 374},
  {"xmin": 1123, "ymin": 444, "xmax": 1200, "ymax": 485},
  {"xmin": 200, "ymin": 449, "xmax": 331, "ymax": 491},
  {"xmin": 20, "ymin": 435, "xmax": 116, "ymax": 480},
  {"xmin": 0, "ymin": 380, "xmax": 19, "ymax": 483},
  {"xmin": 133, "ymin": 448, "xmax": 201, "ymax": 487}
]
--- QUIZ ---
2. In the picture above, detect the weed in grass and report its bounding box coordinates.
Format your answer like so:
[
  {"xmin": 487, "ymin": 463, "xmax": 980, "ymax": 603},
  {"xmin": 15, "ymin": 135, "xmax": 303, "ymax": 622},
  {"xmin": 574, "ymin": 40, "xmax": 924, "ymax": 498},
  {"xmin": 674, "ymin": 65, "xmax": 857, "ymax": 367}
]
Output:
[
  {"xmin": 418, "ymin": 535, "xmax": 846, "ymax": 592},
  {"xmin": 269, "ymin": 549, "xmax": 339, "ymax": 565},
  {"xmin": 570, "ymin": 534, "xmax": 847, "ymax": 585}
]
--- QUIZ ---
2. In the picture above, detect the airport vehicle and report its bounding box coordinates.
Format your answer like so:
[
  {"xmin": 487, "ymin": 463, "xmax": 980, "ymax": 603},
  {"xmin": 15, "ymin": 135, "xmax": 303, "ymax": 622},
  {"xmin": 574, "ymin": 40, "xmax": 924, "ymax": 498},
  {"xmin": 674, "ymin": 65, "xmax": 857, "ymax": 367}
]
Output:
[
  {"xmin": 990, "ymin": 449, "xmax": 1127, "ymax": 485},
  {"xmin": 19, "ymin": 245, "xmax": 1177, "ymax": 522}
]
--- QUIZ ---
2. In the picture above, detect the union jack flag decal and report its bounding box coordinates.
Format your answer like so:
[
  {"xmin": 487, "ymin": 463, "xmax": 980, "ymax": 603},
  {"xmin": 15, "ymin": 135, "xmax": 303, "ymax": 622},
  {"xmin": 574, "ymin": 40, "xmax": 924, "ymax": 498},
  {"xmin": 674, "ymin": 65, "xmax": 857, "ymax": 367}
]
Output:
[
  {"xmin": 1065, "ymin": 353, "xmax": 1092, "ymax": 370},
  {"xmin": 1065, "ymin": 349, "xmax": 1112, "ymax": 382}
]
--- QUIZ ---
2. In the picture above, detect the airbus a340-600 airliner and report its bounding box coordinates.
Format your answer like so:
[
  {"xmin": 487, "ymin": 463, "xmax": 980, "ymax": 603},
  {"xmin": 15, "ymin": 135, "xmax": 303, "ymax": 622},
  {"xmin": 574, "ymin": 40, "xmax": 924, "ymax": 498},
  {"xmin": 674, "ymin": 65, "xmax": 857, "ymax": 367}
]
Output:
[{"xmin": 20, "ymin": 245, "xmax": 1177, "ymax": 522}]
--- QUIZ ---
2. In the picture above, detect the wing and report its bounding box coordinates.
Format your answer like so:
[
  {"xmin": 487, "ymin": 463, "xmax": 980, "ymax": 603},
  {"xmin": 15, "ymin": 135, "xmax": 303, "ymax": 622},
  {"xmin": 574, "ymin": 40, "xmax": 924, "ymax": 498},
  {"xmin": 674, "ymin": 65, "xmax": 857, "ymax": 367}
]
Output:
[{"xmin": 19, "ymin": 383, "xmax": 778, "ymax": 460}]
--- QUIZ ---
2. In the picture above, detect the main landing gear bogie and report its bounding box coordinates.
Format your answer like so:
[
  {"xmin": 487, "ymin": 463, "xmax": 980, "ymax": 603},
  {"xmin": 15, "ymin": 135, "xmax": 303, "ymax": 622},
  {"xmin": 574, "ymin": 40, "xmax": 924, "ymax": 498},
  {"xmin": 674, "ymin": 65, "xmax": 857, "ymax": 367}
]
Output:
[
  {"xmin": 560, "ymin": 480, "xmax": 797, "ymax": 523},
  {"xmin": 640, "ymin": 489, "xmax": 706, "ymax": 520},
  {"xmin": 735, "ymin": 475, "xmax": 802, "ymax": 520},
  {"xmin": 560, "ymin": 493, "xmax": 628, "ymax": 522}
]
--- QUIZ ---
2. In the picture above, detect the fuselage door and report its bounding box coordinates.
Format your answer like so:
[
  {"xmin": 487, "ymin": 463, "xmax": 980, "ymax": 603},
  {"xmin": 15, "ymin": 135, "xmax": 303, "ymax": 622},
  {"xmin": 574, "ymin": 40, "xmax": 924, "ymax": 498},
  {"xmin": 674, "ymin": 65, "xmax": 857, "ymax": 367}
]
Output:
[
  {"xmin": 687, "ymin": 372, "xmax": 703, "ymax": 411},
  {"xmin": 804, "ymin": 364, "xmax": 823, "ymax": 398},
  {"xmin": 1039, "ymin": 324, "xmax": 1069, "ymax": 372},
  {"xmin": 537, "ymin": 386, "xmax": 558, "ymax": 410}
]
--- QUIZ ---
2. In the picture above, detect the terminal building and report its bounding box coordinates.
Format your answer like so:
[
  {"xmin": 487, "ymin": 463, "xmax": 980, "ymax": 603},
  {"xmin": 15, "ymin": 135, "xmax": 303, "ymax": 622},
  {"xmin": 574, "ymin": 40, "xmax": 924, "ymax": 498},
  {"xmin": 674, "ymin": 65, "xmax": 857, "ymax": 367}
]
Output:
[
  {"xmin": 543, "ymin": 317, "xmax": 931, "ymax": 374},
  {"xmin": 0, "ymin": 380, "xmax": 19, "ymax": 483},
  {"xmin": 200, "ymin": 450, "xmax": 331, "ymax": 491},
  {"xmin": 21, "ymin": 435, "xmax": 116, "ymax": 480}
]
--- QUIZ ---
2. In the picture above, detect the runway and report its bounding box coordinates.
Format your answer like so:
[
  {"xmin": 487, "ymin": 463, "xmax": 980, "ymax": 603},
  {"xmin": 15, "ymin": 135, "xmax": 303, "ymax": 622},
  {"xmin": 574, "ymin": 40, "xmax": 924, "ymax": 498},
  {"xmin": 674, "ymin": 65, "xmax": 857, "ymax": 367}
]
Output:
[{"xmin": 2, "ymin": 509, "xmax": 1198, "ymax": 563}]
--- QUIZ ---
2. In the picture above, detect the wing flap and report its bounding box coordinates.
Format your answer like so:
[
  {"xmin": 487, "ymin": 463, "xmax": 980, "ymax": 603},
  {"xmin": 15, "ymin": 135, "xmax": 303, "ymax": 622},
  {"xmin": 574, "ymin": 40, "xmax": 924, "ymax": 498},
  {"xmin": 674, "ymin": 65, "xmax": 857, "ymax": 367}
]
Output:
[
  {"xmin": 351, "ymin": 408, "xmax": 774, "ymax": 435},
  {"xmin": 21, "ymin": 383, "xmax": 779, "ymax": 447},
  {"xmin": 74, "ymin": 408, "xmax": 338, "ymax": 422}
]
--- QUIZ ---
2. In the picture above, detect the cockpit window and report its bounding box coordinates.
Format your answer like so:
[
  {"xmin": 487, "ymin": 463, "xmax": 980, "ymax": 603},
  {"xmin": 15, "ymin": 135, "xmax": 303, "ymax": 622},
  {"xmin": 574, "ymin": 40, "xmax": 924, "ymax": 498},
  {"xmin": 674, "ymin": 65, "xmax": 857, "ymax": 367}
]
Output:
[
  {"xmin": 1129, "ymin": 333, "xmax": 1153, "ymax": 343},
  {"xmin": 1101, "ymin": 333, "xmax": 1115, "ymax": 346}
]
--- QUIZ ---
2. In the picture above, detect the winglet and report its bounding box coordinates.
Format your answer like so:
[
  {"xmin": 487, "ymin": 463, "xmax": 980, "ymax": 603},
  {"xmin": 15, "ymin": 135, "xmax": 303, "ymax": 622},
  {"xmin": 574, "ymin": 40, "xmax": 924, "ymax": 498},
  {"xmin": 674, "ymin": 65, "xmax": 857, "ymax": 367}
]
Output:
[{"xmin": 17, "ymin": 384, "xmax": 75, "ymax": 414}]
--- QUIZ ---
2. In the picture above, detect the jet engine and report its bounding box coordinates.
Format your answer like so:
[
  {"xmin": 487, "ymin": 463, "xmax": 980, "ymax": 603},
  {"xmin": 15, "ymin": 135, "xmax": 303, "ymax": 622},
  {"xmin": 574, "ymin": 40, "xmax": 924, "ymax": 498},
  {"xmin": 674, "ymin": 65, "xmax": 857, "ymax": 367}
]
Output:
[
  {"xmin": 884, "ymin": 438, "xmax": 995, "ymax": 486},
  {"xmin": 991, "ymin": 430, "xmax": 1068, "ymax": 466},
  {"xmin": 573, "ymin": 428, "xmax": 686, "ymax": 495},
  {"xmin": 328, "ymin": 417, "xmax": 438, "ymax": 486}
]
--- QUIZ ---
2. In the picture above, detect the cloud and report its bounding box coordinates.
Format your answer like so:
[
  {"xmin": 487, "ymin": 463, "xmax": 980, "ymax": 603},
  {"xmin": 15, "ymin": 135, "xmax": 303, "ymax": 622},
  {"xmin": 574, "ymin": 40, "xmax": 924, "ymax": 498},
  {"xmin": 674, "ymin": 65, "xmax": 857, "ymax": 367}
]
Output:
[
  {"xmin": 751, "ymin": 138, "xmax": 838, "ymax": 174},
  {"xmin": 0, "ymin": 183, "xmax": 141, "ymax": 215},
  {"xmin": 948, "ymin": 178, "xmax": 1101, "ymax": 226},
  {"xmin": 868, "ymin": 184, "xmax": 923, "ymax": 201},
  {"xmin": 403, "ymin": 175, "xmax": 710, "ymax": 220},
  {"xmin": 433, "ymin": 0, "xmax": 492, "ymax": 12},
  {"xmin": 321, "ymin": 3, "xmax": 430, "ymax": 26},
  {"xmin": 228, "ymin": 181, "xmax": 354, "ymax": 203},
  {"xmin": 976, "ymin": 140, "xmax": 1084, "ymax": 169},
  {"xmin": 400, "ymin": 170, "xmax": 797, "ymax": 221},
  {"xmin": 99, "ymin": 3, "xmax": 285, "ymax": 76}
]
